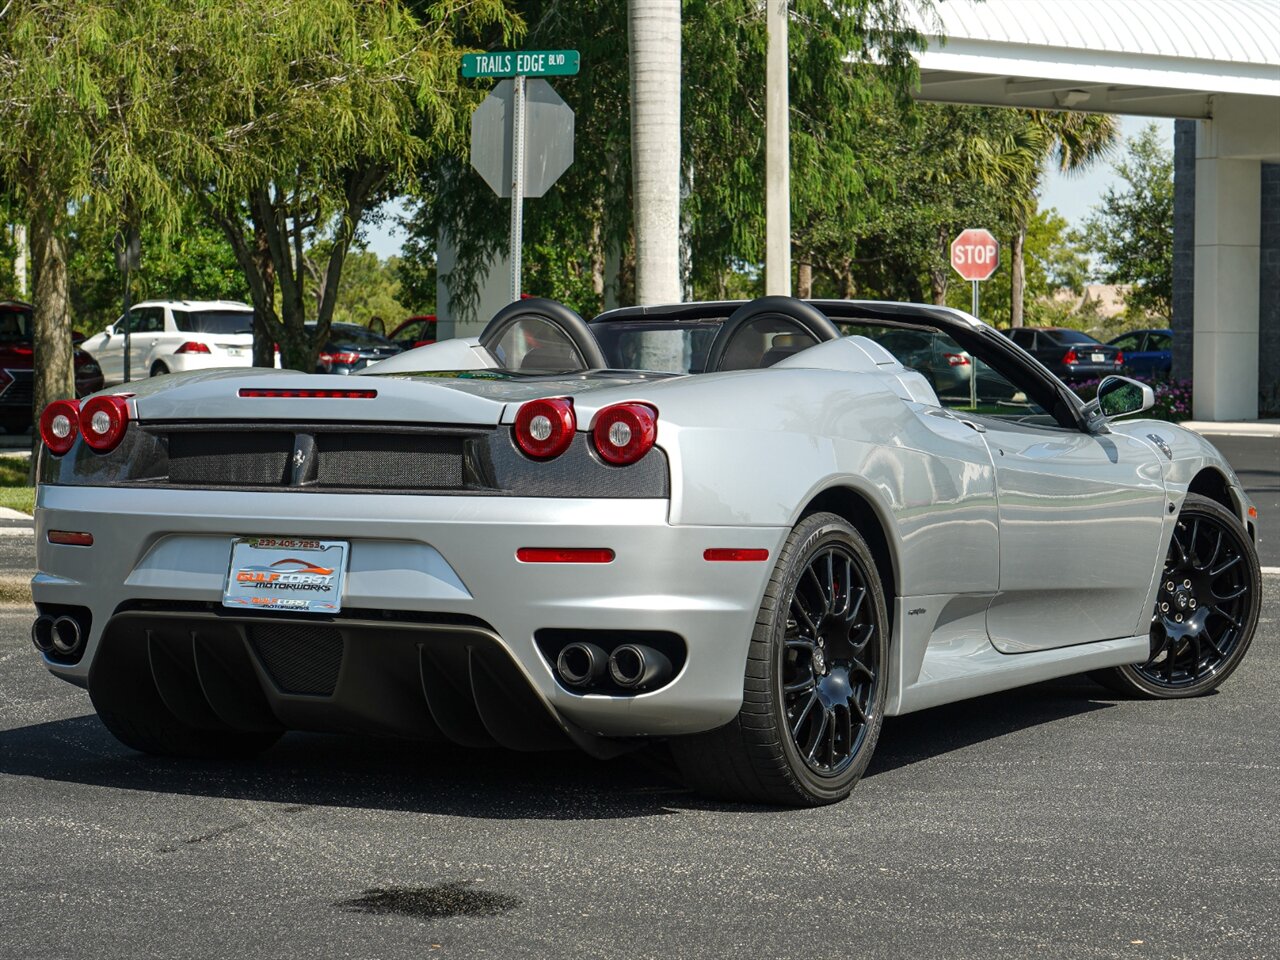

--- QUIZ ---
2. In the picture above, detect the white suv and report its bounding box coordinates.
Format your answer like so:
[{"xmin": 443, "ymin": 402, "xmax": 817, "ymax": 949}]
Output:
[{"xmin": 80, "ymin": 300, "xmax": 270, "ymax": 384}]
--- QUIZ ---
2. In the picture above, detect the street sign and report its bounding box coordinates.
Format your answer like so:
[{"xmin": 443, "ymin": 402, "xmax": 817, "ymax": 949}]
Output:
[
  {"xmin": 950, "ymin": 228, "xmax": 999, "ymax": 282},
  {"xmin": 470, "ymin": 79, "xmax": 574, "ymax": 199},
  {"xmin": 462, "ymin": 50, "xmax": 580, "ymax": 78}
]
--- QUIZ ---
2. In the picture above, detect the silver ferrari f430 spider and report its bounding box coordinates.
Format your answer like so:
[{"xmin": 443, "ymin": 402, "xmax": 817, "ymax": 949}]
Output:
[{"xmin": 30, "ymin": 297, "xmax": 1261, "ymax": 806}]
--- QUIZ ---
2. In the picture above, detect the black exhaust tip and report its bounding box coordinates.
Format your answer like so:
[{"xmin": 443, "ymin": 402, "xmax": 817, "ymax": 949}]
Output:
[
  {"xmin": 31, "ymin": 615, "xmax": 55, "ymax": 654},
  {"xmin": 556, "ymin": 641, "xmax": 609, "ymax": 688},
  {"xmin": 608, "ymin": 644, "xmax": 673, "ymax": 690},
  {"xmin": 51, "ymin": 615, "xmax": 84, "ymax": 657}
]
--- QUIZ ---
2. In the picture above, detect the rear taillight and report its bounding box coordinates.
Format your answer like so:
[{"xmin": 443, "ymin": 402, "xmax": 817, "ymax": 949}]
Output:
[
  {"xmin": 319, "ymin": 350, "xmax": 361, "ymax": 370},
  {"xmin": 78, "ymin": 395, "xmax": 131, "ymax": 452},
  {"xmin": 943, "ymin": 352, "xmax": 971, "ymax": 367},
  {"xmin": 175, "ymin": 341, "xmax": 211, "ymax": 354},
  {"xmin": 513, "ymin": 397, "xmax": 575, "ymax": 460},
  {"xmin": 592, "ymin": 403, "xmax": 658, "ymax": 466},
  {"xmin": 1115, "ymin": 351, "xmax": 1124, "ymax": 365},
  {"xmin": 412, "ymin": 339, "xmax": 436, "ymax": 348},
  {"xmin": 1063, "ymin": 349, "xmax": 1079, "ymax": 365},
  {"xmin": 39, "ymin": 400, "xmax": 80, "ymax": 456}
]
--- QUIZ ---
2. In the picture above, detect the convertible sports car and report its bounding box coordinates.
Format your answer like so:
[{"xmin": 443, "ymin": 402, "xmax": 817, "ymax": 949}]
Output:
[{"xmin": 30, "ymin": 297, "xmax": 1261, "ymax": 806}]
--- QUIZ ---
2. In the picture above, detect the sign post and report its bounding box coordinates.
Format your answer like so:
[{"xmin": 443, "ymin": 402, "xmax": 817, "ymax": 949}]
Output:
[
  {"xmin": 464, "ymin": 50, "xmax": 579, "ymax": 303},
  {"xmin": 950, "ymin": 228, "xmax": 999, "ymax": 410}
]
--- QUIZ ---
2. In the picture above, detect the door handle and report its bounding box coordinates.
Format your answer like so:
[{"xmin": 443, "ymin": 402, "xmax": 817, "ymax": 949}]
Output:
[{"xmin": 957, "ymin": 418, "xmax": 986, "ymax": 433}]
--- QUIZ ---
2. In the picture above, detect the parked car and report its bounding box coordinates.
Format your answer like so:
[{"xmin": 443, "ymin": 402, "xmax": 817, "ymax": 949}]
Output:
[
  {"xmin": 0, "ymin": 300, "xmax": 104, "ymax": 433},
  {"xmin": 1109, "ymin": 328, "xmax": 1172, "ymax": 379},
  {"xmin": 31, "ymin": 295, "xmax": 1260, "ymax": 807},
  {"xmin": 389, "ymin": 314, "xmax": 438, "ymax": 351},
  {"xmin": 309, "ymin": 322, "xmax": 402, "ymax": 374},
  {"xmin": 79, "ymin": 300, "xmax": 259, "ymax": 384},
  {"xmin": 1004, "ymin": 326, "xmax": 1124, "ymax": 384}
]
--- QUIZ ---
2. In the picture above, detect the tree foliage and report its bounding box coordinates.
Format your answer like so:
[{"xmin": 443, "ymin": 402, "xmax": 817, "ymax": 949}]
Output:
[{"xmin": 1083, "ymin": 123, "xmax": 1174, "ymax": 323}]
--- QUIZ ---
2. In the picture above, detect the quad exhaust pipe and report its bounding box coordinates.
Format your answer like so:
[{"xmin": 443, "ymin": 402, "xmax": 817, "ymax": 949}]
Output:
[
  {"xmin": 31, "ymin": 613, "xmax": 86, "ymax": 658},
  {"xmin": 607, "ymin": 644, "xmax": 672, "ymax": 690},
  {"xmin": 553, "ymin": 641, "xmax": 674, "ymax": 692},
  {"xmin": 31, "ymin": 615, "xmax": 55, "ymax": 654},
  {"xmin": 555, "ymin": 642, "xmax": 610, "ymax": 688}
]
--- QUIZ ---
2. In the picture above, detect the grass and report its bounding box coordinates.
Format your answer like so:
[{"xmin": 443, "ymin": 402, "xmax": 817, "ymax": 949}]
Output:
[{"xmin": 0, "ymin": 455, "xmax": 34, "ymax": 516}]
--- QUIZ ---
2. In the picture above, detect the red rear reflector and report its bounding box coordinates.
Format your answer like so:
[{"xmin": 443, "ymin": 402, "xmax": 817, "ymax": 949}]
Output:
[
  {"xmin": 704, "ymin": 548, "xmax": 770, "ymax": 562},
  {"xmin": 238, "ymin": 388, "xmax": 377, "ymax": 399},
  {"xmin": 175, "ymin": 341, "xmax": 211, "ymax": 354},
  {"xmin": 1248, "ymin": 506, "xmax": 1258, "ymax": 519},
  {"xmin": 48, "ymin": 531, "xmax": 93, "ymax": 546},
  {"xmin": 516, "ymin": 548, "xmax": 615, "ymax": 564}
]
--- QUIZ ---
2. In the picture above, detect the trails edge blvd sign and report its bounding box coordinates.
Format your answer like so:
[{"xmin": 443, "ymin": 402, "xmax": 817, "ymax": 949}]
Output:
[{"xmin": 462, "ymin": 50, "xmax": 580, "ymax": 78}]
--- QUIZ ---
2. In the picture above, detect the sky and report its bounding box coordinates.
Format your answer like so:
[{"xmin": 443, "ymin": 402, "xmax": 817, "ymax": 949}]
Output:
[
  {"xmin": 1038, "ymin": 114, "xmax": 1173, "ymax": 228},
  {"xmin": 360, "ymin": 114, "xmax": 1176, "ymax": 260}
]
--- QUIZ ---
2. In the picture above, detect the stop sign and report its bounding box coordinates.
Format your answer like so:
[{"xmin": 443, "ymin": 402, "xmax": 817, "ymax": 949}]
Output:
[{"xmin": 951, "ymin": 228, "xmax": 999, "ymax": 282}]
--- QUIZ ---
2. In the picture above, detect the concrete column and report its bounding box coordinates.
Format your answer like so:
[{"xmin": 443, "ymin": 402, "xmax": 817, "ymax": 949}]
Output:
[
  {"xmin": 1193, "ymin": 126, "xmax": 1261, "ymax": 420},
  {"xmin": 435, "ymin": 228, "xmax": 513, "ymax": 340}
]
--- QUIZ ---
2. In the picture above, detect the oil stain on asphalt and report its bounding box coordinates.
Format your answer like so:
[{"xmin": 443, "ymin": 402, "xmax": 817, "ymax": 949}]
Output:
[{"xmin": 339, "ymin": 882, "xmax": 522, "ymax": 920}]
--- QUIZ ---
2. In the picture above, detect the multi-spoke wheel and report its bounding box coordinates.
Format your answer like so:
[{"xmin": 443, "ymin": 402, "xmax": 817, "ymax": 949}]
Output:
[
  {"xmin": 1095, "ymin": 493, "xmax": 1260, "ymax": 698},
  {"xmin": 672, "ymin": 512, "xmax": 888, "ymax": 805}
]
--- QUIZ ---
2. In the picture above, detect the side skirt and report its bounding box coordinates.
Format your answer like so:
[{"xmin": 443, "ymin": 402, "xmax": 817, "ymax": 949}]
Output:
[{"xmin": 885, "ymin": 594, "xmax": 1148, "ymax": 716}]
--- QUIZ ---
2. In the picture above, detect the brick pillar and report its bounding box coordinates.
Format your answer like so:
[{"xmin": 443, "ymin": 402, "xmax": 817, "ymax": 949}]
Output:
[
  {"xmin": 1260, "ymin": 163, "xmax": 1280, "ymax": 416},
  {"xmin": 1171, "ymin": 119, "xmax": 1196, "ymax": 383}
]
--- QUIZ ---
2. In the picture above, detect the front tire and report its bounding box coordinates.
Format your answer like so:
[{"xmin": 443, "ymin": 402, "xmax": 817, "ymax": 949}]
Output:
[
  {"xmin": 1094, "ymin": 493, "xmax": 1260, "ymax": 698},
  {"xmin": 672, "ymin": 512, "xmax": 888, "ymax": 806}
]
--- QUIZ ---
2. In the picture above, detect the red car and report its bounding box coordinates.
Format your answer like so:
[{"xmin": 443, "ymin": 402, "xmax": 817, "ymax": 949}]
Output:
[
  {"xmin": 388, "ymin": 314, "xmax": 437, "ymax": 350},
  {"xmin": 0, "ymin": 301, "xmax": 105, "ymax": 433}
]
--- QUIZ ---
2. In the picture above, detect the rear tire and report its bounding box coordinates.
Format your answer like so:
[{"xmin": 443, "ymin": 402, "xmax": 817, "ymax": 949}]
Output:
[
  {"xmin": 1092, "ymin": 493, "xmax": 1260, "ymax": 698},
  {"xmin": 672, "ymin": 512, "xmax": 888, "ymax": 806},
  {"xmin": 150, "ymin": 361, "xmax": 169, "ymax": 377}
]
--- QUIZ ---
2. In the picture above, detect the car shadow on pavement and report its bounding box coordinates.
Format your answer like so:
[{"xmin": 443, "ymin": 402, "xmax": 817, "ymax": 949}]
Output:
[{"xmin": 0, "ymin": 675, "xmax": 1118, "ymax": 818}]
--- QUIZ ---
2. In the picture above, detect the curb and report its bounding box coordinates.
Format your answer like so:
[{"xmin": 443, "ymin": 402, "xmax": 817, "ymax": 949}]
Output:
[{"xmin": 1181, "ymin": 421, "xmax": 1280, "ymax": 438}]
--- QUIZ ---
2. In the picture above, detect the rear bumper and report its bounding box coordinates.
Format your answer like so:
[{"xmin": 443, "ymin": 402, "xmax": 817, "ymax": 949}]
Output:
[{"xmin": 32, "ymin": 485, "xmax": 785, "ymax": 740}]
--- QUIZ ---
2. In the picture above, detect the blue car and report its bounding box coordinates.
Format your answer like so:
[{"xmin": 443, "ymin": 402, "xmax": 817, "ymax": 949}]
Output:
[{"xmin": 1108, "ymin": 328, "xmax": 1172, "ymax": 379}]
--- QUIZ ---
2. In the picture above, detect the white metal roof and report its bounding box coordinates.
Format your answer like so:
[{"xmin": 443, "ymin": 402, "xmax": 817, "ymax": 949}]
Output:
[{"xmin": 912, "ymin": 0, "xmax": 1280, "ymax": 117}]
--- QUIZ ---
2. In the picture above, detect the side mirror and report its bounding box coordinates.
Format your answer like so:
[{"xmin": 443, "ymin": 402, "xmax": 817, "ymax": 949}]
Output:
[{"xmin": 1085, "ymin": 375, "xmax": 1155, "ymax": 428}]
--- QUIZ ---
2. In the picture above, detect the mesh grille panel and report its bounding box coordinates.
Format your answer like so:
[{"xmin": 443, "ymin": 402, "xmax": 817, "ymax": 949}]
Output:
[
  {"xmin": 314, "ymin": 433, "xmax": 465, "ymax": 489},
  {"xmin": 169, "ymin": 431, "xmax": 292, "ymax": 485},
  {"xmin": 247, "ymin": 623, "xmax": 344, "ymax": 695},
  {"xmin": 4, "ymin": 370, "xmax": 33, "ymax": 406}
]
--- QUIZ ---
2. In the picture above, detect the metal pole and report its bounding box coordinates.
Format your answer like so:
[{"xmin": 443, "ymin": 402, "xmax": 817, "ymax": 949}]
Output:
[
  {"xmin": 765, "ymin": 0, "xmax": 790, "ymax": 296},
  {"xmin": 509, "ymin": 73, "xmax": 527, "ymax": 304},
  {"xmin": 969, "ymin": 280, "xmax": 978, "ymax": 410},
  {"xmin": 122, "ymin": 263, "xmax": 132, "ymax": 383}
]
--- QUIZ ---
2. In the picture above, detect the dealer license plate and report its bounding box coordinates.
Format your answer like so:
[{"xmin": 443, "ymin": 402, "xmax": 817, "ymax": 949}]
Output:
[
  {"xmin": 1091, "ymin": 352, "xmax": 1105, "ymax": 362},
  {"xmin": 223, "ymin": 537, "xmax": 348, "ymax": 613}
]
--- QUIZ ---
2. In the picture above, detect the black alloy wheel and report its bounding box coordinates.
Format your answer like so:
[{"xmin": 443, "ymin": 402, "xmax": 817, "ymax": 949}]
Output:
[
  {"xmin": 672, "ymin": 512, "xmax": 888, "ymax": 805},
  {"xmin": 781, "ymin": 544, "xmax": 879, "ymax": 776},
  {"xmin": 1095, "ymin": 493, "xmax": 1260, "ymax": 698}
]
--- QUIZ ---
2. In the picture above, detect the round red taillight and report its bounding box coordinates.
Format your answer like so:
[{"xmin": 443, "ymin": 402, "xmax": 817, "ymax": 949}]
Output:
[
  {"xmin": 38, "ymin": 400, "xmax": 81, "ymax": 456},
  {"xmin": 591, "ymin": 403, "xmax": 658, "ymax": 466},
  {"xmin": 513, "ymin": 397, "xmax": 576, "ymax": 460},
  {"xmin": 78, "ymin": 395, "xmax": 131, "ymax": 453}
]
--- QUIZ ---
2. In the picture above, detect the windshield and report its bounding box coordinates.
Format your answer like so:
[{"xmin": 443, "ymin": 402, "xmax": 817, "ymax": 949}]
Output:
[
  {"xmin": 173, "ymin": 309, "xmax": 253, "ymax": 335},
  {"xmin": 1050, "ymin": 329, "xmax": 1102, "ymax": 345},
  {"xmin": 590, "ymin": 319, "xmax": 722, "ymax": 373},
  {"xmin": 0, "ymin": 304, "xmax": 33, "ymax": 342},
  {"xmin": 318, "ymin": 324, "xmax": 397, "ymax": 350}
]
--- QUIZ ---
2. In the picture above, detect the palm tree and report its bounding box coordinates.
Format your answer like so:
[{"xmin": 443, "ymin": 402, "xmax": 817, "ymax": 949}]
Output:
[
  {"xmin": 628, "ymin": 0, "xmax": 681, "ymax": 307},
  {"xmin": 1009, "ymin": 111, "xmax": 1118, "ymax": 326}
]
